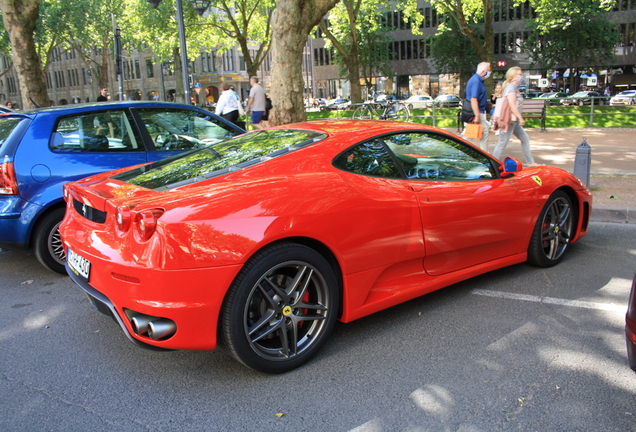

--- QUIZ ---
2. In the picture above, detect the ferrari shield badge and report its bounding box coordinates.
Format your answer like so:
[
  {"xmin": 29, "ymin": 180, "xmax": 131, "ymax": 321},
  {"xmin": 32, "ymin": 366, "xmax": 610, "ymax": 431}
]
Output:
[{"xmin": 532, "ymin": 175, "xmax": 542, "ymax": 186}]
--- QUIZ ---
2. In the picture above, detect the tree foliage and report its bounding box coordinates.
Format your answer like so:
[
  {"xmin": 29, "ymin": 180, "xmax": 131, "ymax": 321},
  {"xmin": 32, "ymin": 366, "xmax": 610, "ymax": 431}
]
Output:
[
  {"xmin": 318, "ymin": 0, "xmax": 421, "ymax": 103},
  {"xmin": 524, "ymin": 0, "xmax": 617, "ymax": 91},
  {"xmin": 197, "ymin": 0, "xmax": 275, "ymax": 78},
  {"xmin": 430, "ymin": 0, "xmax": 493, "ymax": 92},
  {"xmin": 428, "ymin": 18, "xmax": 482, "ymax": 96},
  {"xmin": 431, "ymin": 0, "xmax": 493, "ymax": 62}
]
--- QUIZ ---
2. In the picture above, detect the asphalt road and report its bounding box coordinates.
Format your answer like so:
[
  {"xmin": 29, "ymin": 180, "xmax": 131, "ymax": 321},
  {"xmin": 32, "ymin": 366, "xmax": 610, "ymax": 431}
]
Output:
[{"xmin": 1, "ymin": 222, "xmax": 635, "ymax": 432}]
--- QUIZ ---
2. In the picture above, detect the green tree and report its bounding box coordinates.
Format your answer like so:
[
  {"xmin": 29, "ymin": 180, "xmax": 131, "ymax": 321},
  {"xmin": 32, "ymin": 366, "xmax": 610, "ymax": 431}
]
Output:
[
  {"xmin": 428, "ymin": 18, "xmax": 482, "ymax": 97},
  {"xmin": 0, "ymin": 0, "xmax": 49, "ymax": 108},
  {"xmin": 318, "ymin": 0, "xmax": 422, "ymax": 104},
  {"xmin": 122, "ymin": 0, "xmax": 274, "ymax": 103},
  {"xmin": 269, "ymin": 0, "xmax": 340, "ymax": 126},
  {"xmin": 524, "ymin": 0, "xmax": 617, "ymax": 92},
  {"xmin": 430, "ymin": 0, "xmax": 493, "ymax": 90},
  {"xmin": 197, "ymin": 0, "xmax": 275, "ymax": 79},
  {"xmin": 357, "ymin": 23, "xmax": 393, "ymax": 98}
]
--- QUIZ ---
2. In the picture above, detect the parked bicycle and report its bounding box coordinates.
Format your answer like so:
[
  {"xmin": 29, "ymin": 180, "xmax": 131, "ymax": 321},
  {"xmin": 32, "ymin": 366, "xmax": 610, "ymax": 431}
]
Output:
[{"xmin": 352, "ymin": 99, "xmax": 410, "ymax": 122}]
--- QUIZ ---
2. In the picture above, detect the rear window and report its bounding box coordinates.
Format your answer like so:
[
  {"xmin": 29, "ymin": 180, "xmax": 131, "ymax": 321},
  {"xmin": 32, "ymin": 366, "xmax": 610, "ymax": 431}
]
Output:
[
  {"xmin": 0, "ymin": 117, "xmax": 28, "ymax": 155},
  {"xmin": 112, "ymin": 129, "xmax": 326, "ymax": 191}
]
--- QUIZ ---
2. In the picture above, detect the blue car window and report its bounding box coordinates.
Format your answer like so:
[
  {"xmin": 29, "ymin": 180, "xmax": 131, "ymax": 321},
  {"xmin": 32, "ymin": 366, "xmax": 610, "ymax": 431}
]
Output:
[
  {"xmin": 50, "ymin": 110, "xmax": 142, "ymax": 153},
  {"xmin": 384, "ymin": 132, "xmax": 496, "ymax": 180},
  {"xmin": 136, "ymin": 108, "xmax": 238, "ymax": 151}
]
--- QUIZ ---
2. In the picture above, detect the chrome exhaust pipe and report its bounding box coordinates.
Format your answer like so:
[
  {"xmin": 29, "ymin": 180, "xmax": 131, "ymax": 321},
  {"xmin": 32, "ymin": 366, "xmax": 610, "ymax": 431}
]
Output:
[
  {"xmin": 147, "ymin": 319, "xmax": 177, "ymax": 340},
  {"xmin": 131, "ymin": 314, "xmax": 154, "ymax": 335}
]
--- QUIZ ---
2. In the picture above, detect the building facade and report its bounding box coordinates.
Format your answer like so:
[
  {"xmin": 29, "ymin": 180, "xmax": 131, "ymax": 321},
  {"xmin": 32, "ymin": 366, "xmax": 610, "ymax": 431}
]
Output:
[{"xmin": 1, "ymin": 0, "xmax": 635, "ymax": 108}]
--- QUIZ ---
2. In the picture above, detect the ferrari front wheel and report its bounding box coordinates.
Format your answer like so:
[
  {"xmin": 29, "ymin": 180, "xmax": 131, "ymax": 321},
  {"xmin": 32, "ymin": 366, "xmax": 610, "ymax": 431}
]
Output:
[
  {"xmin": 220, "ymin": 243, "xmax": 339, "ymax": 373},
  {"xmin": 527, "ymin": 190, "xmax": 573, "ymax": 267}
]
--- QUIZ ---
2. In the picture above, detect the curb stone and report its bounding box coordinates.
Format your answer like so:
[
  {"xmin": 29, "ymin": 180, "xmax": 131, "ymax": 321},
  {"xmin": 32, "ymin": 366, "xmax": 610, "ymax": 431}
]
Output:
[{"xmin": 591, "ymin": 206, "xmax": 636, "ymax": 224}]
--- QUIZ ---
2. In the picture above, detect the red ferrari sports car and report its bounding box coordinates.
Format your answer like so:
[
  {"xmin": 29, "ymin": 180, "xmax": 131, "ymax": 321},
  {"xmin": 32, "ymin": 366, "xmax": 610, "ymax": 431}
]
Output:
[
  {"xmin": 627, "ymin": 272, "xmax": 636, "ymax": 372},
  {"xmin": 60, "ymin": 120, "xmax": 592, "ymax": 373}
]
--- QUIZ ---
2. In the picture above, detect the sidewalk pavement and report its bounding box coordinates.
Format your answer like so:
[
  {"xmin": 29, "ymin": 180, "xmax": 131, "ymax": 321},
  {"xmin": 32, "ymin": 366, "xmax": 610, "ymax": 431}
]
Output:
[{"xmin": 449, "ymin": 127, "xmax": 636, "ymax": 224}]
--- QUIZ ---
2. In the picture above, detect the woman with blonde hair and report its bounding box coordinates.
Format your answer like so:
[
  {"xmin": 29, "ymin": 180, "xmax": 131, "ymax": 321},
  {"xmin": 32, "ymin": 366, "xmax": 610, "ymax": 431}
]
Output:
[{"xmin": 492, "ymin": 66, "xmax": 538, "ymax": 166}]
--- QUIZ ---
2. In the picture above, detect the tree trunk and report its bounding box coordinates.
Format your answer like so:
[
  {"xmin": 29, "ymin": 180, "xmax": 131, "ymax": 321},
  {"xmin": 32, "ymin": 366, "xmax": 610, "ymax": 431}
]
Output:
[
  {"xmin": 269, "ymin": 0, "xmax": 339, "ymax": 126},
  {"xmin": 0, "ymin": 0, "xmax": 49, "ymax": 109},
  {"xmin": 346, "ymin": 56, "xmax": 362, "ymax": 104},
  {"xmin": 99, "ymin": 36, "xmax": 110, "ymax": 92},
  {"xmin": 174, "ymin": 47, "xmax": 186, "ymax": 104}
]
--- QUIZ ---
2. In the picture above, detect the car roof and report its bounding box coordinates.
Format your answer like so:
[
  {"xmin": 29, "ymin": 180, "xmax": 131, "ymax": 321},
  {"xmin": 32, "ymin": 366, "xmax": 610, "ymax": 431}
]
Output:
[
  {"xmin": 18, "ymin": 101, "xmax": 212, "ymax": 117},
  {"xmin": 269, "ymin": 120, "xmax": 438, "ymax": 142}
]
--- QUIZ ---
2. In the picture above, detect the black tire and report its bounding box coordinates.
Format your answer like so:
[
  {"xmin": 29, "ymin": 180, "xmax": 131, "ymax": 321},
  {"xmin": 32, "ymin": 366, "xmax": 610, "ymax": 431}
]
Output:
[
  {"xmin": 527, "ymin": 190, "xmax": 574, "ymax": 267},
  {"xmin": 220, "ymin": 243, "xmax": 339, "ymax": 373},
  {"xmin": 33, "ymin": 208, "xmax": 67, "ymax": 274}
]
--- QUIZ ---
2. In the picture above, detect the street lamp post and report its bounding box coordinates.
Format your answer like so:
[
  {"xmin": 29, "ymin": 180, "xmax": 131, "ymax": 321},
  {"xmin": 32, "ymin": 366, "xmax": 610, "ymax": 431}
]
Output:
[{"xmin": 147, "ymin": 0, "xmax": 211, "ymax": 104}]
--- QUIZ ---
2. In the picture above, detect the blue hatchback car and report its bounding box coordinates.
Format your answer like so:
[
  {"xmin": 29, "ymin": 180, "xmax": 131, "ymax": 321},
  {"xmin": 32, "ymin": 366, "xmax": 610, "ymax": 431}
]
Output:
[{"xmin": 0, "ymin": 101, "xmax": 244, "ymax": 273}]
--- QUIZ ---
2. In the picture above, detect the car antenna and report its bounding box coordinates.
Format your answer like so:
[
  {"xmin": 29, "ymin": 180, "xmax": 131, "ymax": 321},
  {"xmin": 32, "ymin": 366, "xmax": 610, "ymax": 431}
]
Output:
[{"xmin": 29, "ymin": 97, "xmax": 41, "ymax": 108}]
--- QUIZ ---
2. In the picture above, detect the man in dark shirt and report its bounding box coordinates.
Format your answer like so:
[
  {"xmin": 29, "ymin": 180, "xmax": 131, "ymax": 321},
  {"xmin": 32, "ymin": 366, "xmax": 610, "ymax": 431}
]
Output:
[{"xmin": 97, "ymin": 87, "xmax": 108, "ymax": 102}]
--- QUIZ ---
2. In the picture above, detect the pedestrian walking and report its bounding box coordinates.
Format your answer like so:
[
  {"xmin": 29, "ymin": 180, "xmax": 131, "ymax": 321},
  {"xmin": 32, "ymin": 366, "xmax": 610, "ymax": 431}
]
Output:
[
  {"xmin": 246, "ymin": 76, "xmax": 267, "ymax": 130},
  {"xmin": 492, "ymin": 66, "xmax": 538, "ymax": 166},
  {"xmin": 215, "ymin": 83, "xmax": 241, "ymax": 126},
  {"xmin": 465, "ymin": 62, "xmax": 491, "ymax": 152}
]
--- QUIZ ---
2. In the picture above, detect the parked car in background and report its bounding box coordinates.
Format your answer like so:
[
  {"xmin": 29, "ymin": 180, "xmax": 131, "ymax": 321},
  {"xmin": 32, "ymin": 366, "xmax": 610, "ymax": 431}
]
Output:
[
  {"xmin": 536, "ymin": 92, "xmax": 569, "ymax": 106},
  {"xmin": 560, "ymin": 91, "xmax": 610, "ymax": 106},
  {"xmin": 320, "ymin": 98, "xmax": 350, "ymax": 111},
  {"xmin": 404, "ymin": 95, "xmax": 434, "ymax": 109},
  {"xmin": 60, "ymin": 120, "xmax": 591, "ymax": 373},
  {"xmin": 523, "ymin": 91, "xmax": 543, "ymax": 99},
  {"xmin": 0, "ymin": 101, "xmax": 244, "ymax": 273},
  {"xmin": 375, "ymin": 94, "xmax": 396, "ymax": 103},
  {"xmin": 433, "ymin": 95, "xmax": 462, "ymax": 107},
  {"xmin": 0, "ymin": 105, "xmax": 15, "ymax": 113},
  {"xmin": 610, "ymin": 90, "xmax": 636, "ymax": 106}
]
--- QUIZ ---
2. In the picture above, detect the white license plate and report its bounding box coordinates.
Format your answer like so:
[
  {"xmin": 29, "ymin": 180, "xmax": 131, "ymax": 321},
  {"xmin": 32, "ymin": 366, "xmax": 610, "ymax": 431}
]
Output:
[{"xmin": 67, "ymin": 248, "xmax": 91, "ymax": 280}]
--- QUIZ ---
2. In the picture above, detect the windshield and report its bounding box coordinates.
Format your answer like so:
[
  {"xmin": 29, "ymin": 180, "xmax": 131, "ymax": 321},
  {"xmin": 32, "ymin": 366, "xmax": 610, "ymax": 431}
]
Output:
[
  {"xmin": 112, "ymin": 129, "xmax": 326, "ymax": 191},
  {"xmin": 619, "ymin": 91, "xmax": 636, "ymax": 96},
  {"xmin": 572, "ymin": 92, "xmax": 589, "ymax": 97}
]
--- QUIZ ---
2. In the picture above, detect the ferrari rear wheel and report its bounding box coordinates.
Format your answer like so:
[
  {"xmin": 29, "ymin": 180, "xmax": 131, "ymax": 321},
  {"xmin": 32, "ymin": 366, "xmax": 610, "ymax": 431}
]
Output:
[
  {"xmin": 220, "ymin": 243, "xmax": 339, "ymax": 373},
  {"xmin": 527, "ymin": 190, "xmax": 573, "ymax": 267}
]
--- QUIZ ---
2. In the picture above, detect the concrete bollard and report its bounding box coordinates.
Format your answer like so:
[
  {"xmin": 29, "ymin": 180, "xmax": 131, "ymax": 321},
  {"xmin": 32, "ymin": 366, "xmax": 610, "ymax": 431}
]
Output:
[{"xmin": 573, "ymin": 137, "xmax": 591, "ymax": 188}]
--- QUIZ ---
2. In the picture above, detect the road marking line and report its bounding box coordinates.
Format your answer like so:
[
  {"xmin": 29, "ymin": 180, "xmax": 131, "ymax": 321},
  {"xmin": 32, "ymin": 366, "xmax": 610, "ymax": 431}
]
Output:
[{"xmin": 471, "ymin": 289, "xmax": 626, "ymax": 313}]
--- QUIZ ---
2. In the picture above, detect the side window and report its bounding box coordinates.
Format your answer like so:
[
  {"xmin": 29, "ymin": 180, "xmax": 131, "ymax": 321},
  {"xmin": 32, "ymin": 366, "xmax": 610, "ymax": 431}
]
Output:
[
  {"xmin": 50, "ymin": 110, "xmax": 141, "ymax": 153},
  {"xmin": 333, "ymin": 139, "xmax": 402, "ymax": 178},
  {"xmin": 384, "ymin": 132, "xmax": 496, "ymax": 180},
  {"xmin": 136, "ymin": 108, "xmax": 238, "ymax": 151}
]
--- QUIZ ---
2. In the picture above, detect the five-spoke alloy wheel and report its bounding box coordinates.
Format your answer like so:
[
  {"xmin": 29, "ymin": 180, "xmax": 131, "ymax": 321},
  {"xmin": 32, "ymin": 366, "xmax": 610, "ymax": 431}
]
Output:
[
  {"xmin": 220, "ymin": 243, "xmax": 339, "ymax": 373},
  {"xmin": 527, "ymin": 190, "xmax": 574, "ymax": 267}
]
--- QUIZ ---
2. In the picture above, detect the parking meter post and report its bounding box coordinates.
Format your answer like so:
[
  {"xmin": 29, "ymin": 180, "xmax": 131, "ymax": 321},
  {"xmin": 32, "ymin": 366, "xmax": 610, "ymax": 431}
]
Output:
[{"xmin": 573, "ymin": 137, "xmax": 591, "ymax": 188}]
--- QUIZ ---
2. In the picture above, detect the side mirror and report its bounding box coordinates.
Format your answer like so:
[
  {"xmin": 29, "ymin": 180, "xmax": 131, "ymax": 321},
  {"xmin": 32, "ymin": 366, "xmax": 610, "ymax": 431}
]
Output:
[{"xmin": 499, "ymin": 156, "xmax": 523, "ymax": 177}]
